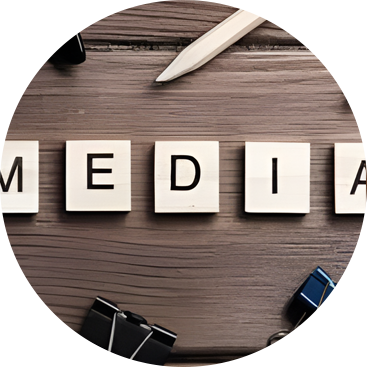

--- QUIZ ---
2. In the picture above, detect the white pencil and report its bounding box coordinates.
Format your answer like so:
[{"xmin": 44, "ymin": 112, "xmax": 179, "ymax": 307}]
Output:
[{"xmin": 155, "ymin": 9, "xmax": 265, "ymax": 82}]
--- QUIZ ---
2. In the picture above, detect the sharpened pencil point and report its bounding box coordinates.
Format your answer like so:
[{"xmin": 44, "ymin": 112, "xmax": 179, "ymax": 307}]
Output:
[
  {"xmin": 155, "ymin": 74, "xmax": 166, "ymax": 83},
  {"xmin": 155, "ymin": 69, "xmax": 171, "ymax": 83},
  {"xmin": 155, "ymin": 69, "xmax": 175, "ymax": 83}
]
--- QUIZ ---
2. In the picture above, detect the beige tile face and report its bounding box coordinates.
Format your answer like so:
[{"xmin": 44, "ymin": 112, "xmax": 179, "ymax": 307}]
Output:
[
  {"xmin": 335, "ymin": 143, "xmax": 366, "ymax": 214},
  {"xmin": 154, "ymin": 141, "xmax": 219, "ymax": 213},
  {"xmin": 66, "ymin": 141, "xmax": 131, "ymax": 211},
  {"xmin": 245, "ymin": 142, "xmax": 310, "ymax": 213},
  {"xmin": 1, "ymin": 141, "xmax": 39, "ymax": 213}
]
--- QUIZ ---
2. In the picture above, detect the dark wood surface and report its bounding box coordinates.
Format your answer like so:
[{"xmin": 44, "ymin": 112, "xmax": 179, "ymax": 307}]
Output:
[
  {"xmin": 4, "ymin": 0, "xmax": 363, "ymax": 363},
  {"xmin": 82, "ymin": 0, "xmax": 301, "ymax": 47}
]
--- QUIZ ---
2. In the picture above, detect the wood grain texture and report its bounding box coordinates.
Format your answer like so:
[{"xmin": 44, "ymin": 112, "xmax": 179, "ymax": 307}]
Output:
[
  {"xmin": 3, "ymin": 0, "xmax": 363, "ymax": 363},
  {"xmin": 81, "ymin": 0, "xmax": 301, "ymax": 47}
]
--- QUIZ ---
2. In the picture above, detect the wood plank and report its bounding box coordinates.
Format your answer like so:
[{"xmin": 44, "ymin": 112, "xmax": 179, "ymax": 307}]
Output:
[{"xmin": 81, "ymin": 0, "xmax": 367, "ymax": 45}]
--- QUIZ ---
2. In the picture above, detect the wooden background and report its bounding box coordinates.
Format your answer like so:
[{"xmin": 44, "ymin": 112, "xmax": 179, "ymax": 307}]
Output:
[{"xmin": 3, "ymin": 0, "xmax": 364, "ymax": 364}]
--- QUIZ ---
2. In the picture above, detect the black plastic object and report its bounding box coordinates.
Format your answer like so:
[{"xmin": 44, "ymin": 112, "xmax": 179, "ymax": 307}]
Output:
[
  {"xmin": 79, "ymin": 296, "xmax": 177, "ymax": 365},
  {"xmin": 50, "ymin": 33, "xmax": 86, "ymax": 64},
  {"xmin": 78, "ymin": 335, "xmax": 149, "ymax": 367}
]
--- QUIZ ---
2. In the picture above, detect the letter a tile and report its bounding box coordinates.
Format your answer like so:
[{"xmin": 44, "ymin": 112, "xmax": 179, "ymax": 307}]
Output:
[{"xmin": 335, "ymin": 143, "xmax": 366, "ymax": 214}]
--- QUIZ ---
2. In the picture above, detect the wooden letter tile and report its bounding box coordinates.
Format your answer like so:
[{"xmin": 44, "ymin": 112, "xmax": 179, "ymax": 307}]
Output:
[
  {"xmin": 155, "ymin": 141, "xmax": 219, "ymax": 213},
  {"xmin": 66, "ymin": 141, "xmax": 131, "ymax": 211},
  {"xmin": 335, "ymin": 143, "xmax": 366, "ymax": 214},
  {"xmin": 1, "ymin": 141, "xmax": 39, "ymax": 213},
  {"xmin": 245, "ymin": 142, "xmax": 310, "ymax": 213}
]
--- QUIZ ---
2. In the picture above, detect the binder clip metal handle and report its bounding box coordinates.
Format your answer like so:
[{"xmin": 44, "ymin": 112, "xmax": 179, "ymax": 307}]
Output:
[
  {"xmin": 80, "ymin": 296, "xmax": 177, "ymax": 365},
  {"xmin": 93, "ymin": 297, "xmax": 177, "ymax": 361},
  {"xmin": 107, "ymin": 309, "xmax": 153, "ymax": 359}
]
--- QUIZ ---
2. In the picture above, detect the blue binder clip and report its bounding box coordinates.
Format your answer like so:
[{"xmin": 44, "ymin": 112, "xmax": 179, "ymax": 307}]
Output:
[{"xmin": 265, "ymin": 266, "xmax": 335, "ymax": 352}]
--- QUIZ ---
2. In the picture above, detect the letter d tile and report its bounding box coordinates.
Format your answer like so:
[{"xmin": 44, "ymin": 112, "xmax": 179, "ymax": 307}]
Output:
[{"xmin": 154, "ymin": 141, "xmax": 219, "ymax": 213}]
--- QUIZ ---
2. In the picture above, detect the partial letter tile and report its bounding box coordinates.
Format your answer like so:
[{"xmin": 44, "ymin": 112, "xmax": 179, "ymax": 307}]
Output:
[
  {"xmin": 1, "ymin": 141, "xmax": 39, "ymax": 213},
  {"xmin": 335, "ymin": 143, "xmax": 366, "ymax": 214}
]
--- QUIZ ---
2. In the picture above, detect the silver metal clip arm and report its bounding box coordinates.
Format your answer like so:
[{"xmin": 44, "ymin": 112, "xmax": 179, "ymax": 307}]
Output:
[
  {"xmin": 108, "ymin": 311, "xmax": 119, "ymax": 352},
  {"xmin": 130, "ymin": 331, "xmax": 154, "ymax": 360},
  {"xmin": 108, "ymin": 311, "xmax": 153, "ymax": 360}
]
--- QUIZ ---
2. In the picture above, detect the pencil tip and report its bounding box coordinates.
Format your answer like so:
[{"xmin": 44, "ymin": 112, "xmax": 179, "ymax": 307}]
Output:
[
  {"xmin": 155, "ymin": 73, "xmax": 168, "ymax": 83},
  {"xmin": 155, "ymin": 77, "xmax": 164, "ymax": 83},
  {"xmin": 156, "ymin": 67, "xmax": 178, "ymax": 82}
]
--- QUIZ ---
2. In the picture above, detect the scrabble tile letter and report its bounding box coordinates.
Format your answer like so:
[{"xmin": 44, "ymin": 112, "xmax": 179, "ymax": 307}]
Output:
[
  {"xmin": 1, "ymin": 141, "xmax": 39, "ymax": 213},
  {"xmin": 245, "ymin": 142, "xmax": 310, "ymax": 213},
  {"xmin": 66, "ymin": 141, "xmax": 131, "ymax": 211},
  {"xmin": 335, "ymin": 143, "xmax": 366, "ymax": 214},
  {"xmin": 155, "ymin": 141, "xmax": 219, "ymax": 213}
]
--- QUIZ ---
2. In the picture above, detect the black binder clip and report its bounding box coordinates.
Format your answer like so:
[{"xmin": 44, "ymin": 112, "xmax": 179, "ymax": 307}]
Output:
[
  {"xmin": 50, "ymin": 33, "xmax": 86, "ymax": 64},
  {"xmin": 80, "ymin": 296, "xmax": 177, "ymax": 365},
  {"xmin": 267, "ymin": 266, "xmax": 336, "ymax": 346}
]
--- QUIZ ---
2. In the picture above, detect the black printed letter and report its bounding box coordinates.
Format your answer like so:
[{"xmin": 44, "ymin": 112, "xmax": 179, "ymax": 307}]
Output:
[
  {"xmin": 0, "ymin": 157, "xmax": 23, "ymax": 192},
  {"xmin": 171, "ymin": 155, "xmax": 201, "ymax": 190},
  {"xmin": 350, "ymin": 160, "xmax": 366, "ymax": 195},
  {"xmin": 272, "ymin": 158, "xmax": 278, "ymax": 194},
  {"xmin": 87, "ymin": 154, "xmax": 114, "ymax": 190}
]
